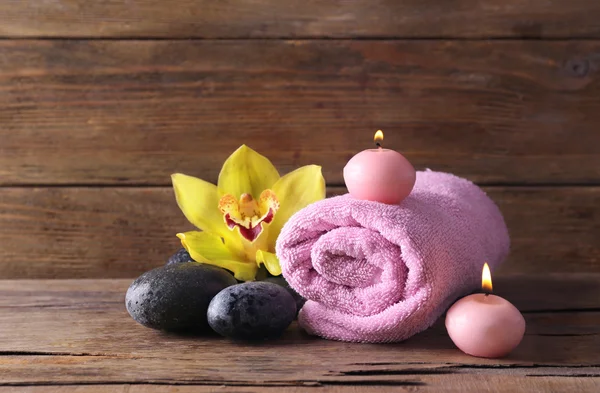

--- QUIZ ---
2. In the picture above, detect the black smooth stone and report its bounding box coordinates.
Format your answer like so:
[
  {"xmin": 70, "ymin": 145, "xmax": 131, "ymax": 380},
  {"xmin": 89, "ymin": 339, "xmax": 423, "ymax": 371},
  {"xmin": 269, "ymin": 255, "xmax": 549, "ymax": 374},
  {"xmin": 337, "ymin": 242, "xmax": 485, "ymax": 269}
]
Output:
[
  {"xmin": 263, "ymin": 276, "xmax": 306, "ymax": 314},
  {"xmin": 126, "ymin": 263, "xmax": 237, "ymax": 332},
  {"xmin": 166, "ymin": 248, "xmax": 193, "ymax": 265},
  {"xmin": 207, "ymin": 282, "xmax": 297, "ymax": 340}
]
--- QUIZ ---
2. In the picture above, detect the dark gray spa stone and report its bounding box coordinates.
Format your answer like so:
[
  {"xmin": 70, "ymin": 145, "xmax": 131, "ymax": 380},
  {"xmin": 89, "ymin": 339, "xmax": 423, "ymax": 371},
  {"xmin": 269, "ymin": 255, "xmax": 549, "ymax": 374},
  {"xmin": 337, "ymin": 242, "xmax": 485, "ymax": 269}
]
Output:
[
  {"xmin": 166, "ymin": 248, "xmax": 193, "ymax": 265},
  {"xmin": 126, "ymin": 263, "xmax": 237, "ymax": 332},
  {"xmin": 263, "ymin": 276, "xmax": 306, "ymax": 315},
  {"xmin": 207, "ymin": 282, "xmax": 297, "ymax": 340}
]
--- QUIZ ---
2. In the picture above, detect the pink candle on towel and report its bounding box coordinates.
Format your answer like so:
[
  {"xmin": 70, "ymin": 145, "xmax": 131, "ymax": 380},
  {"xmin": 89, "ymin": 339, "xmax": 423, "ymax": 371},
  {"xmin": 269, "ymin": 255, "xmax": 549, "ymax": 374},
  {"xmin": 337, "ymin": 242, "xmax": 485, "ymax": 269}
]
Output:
[
  {"xmin": 446, "ymin": 263, "xmax": 526, "ymax": 358},
  {"xmin": 343, "ymin": 130, "xmax": 416, "ymax": 205}
]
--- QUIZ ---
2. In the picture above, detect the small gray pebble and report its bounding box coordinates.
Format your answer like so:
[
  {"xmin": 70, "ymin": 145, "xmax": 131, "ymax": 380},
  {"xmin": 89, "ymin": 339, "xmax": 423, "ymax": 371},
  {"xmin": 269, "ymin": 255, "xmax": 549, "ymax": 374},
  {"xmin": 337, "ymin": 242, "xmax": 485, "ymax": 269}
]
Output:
[
  {"xmin": 167, "ymin": 248, "xmax": 193, "ymax": 265},
  {"xmin": 126, "ymin": 263, "xmax": 237, "ymax": 332},
  {"xmin": 263, "ymin": 276, "xmax": 306, "ymax": 315},
  {"xmin": 207, "ymin": 282, "xmax": 296, "ymax": 340}
]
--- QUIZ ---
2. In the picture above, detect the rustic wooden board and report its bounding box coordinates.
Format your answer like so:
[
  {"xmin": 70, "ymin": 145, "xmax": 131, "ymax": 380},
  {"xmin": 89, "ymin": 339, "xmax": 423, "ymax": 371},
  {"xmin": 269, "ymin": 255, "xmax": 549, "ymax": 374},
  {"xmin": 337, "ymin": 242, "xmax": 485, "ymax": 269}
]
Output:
[
  {"xmin": 0, "ymin": 186, "xmax": 598, "ymax": 278},
  {"xmin": 2, "ymin": 275, "xmax": 599, "ymax": 313},
  {"xmin": 1, "ymin": 40, "xmax": 599, "ymax": 186},
  {"xmin": 1, "ymin": 0, "xmax": 600, "ymax": 39},
  {"xmin": 0, "ymin": 277, "xmax": 598, "ymax": 389},
  {"xmin": 2, "ymin": 378, "xmax": 600, "ymax": 392}
]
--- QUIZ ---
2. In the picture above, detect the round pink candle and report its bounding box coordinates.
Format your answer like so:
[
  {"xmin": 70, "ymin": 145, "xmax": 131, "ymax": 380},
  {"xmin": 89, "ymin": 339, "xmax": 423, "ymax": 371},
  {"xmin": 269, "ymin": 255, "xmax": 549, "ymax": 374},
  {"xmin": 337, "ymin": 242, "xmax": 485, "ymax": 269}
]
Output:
[
  {"xmin": 343, "ymin": 131, "xmax": 416, "ymax": 205},
  {"xmin": 445, "ymin": 264, "xmax": 526, "ymax": 358}
]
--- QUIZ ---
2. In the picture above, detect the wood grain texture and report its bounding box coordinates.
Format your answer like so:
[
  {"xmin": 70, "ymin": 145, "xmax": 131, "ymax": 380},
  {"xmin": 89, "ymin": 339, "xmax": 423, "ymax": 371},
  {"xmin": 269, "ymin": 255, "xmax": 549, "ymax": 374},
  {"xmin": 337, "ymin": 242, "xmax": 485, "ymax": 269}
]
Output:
[
  {"xmin": 2, "ymin": 378, "xmax": 600, "ymax": 392},
  {"xmin": 2, "ymin": 275, "xmax": 599, "ymax": 312},
  {"xmin": 1, "ymin": 0, "xmax": 600, "ymax": 39},
  {"xmin": 0, "ymin": 277, "xmax": 598, "ymax": 389},
  {"xmin": 1, "ymin": 40, "xmax": 599, "ymax": 186},
  {"xmin": 0, "ymin": 186, "xmax": 598, "ymax": 278}
]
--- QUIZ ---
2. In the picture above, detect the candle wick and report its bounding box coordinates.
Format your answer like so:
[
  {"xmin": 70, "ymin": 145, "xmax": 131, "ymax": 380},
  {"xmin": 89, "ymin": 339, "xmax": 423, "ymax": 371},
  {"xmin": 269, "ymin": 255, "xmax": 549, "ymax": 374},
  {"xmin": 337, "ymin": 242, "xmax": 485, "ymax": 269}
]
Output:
[{"xmin": 375, "ymin": 142, "xmax": 382, "ymax": 148}]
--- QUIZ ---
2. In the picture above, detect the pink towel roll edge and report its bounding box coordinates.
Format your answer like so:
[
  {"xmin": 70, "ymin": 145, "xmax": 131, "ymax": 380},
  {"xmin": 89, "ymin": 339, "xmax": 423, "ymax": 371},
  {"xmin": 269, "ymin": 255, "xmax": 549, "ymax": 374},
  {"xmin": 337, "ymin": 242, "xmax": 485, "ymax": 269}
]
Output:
[{"xmin": 276, "ymin": 170, "xmax": 510, "ymax": 343}]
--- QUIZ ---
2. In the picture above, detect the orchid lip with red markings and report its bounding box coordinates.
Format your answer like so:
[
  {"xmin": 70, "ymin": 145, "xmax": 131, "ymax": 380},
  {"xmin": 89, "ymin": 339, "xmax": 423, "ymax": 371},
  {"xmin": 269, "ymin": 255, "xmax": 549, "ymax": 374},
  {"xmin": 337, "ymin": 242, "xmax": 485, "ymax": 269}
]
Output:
[
  {"xmin": 219, "ymin": 190, "xmax": 280, "ymax": 243},
  {"xmin": 224, "ymin": 209, "xmax": 275, "ymax": 242}
]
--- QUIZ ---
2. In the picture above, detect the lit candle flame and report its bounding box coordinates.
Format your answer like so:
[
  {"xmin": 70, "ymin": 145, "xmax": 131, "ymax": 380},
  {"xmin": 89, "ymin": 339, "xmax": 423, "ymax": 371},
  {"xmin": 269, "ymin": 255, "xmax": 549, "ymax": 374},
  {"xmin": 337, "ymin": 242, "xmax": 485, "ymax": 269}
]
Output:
[
  {"xmin": 482, "ymin": 262, "xmax": 493, "ymax": 293},
  {"xmin": 374, "ymin": 130, "xmax": 384, "ymax": 147}
]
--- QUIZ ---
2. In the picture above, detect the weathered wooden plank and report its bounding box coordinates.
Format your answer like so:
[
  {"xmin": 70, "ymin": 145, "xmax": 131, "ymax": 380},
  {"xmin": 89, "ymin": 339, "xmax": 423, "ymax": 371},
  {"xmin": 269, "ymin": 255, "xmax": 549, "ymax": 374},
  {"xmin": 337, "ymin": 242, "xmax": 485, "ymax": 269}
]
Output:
[
  {"xmin": 2, "ymin": 377, "xmax": 600, "ymax": 392},
  {"xmin": 1, "ymin": 275, "xmax": 599, "ymax": 313},
  {"xmin": 0, "ymin": 187, "xmax": 191, "ymax": 279},
  {"xmin": 1, "ymin": 0, "xmax": 600, "ymax": 39},
  {"xmin": 0, "ymin": 277, "xmax": 598, "ymax": 387},
  {"xmin": 2, "ymin": 344, "xmax": 599, "ymax": 385},
  {"xmin": 0, "ymin": 187, "xmax": 598, "ymax": 278},
  {"xmin": 485, "ymin": 187, "xmax": 600, "ymax": 275},
  {"xmin": 1, "ymin": 40, "xmax": 599, "ymax": 186}
]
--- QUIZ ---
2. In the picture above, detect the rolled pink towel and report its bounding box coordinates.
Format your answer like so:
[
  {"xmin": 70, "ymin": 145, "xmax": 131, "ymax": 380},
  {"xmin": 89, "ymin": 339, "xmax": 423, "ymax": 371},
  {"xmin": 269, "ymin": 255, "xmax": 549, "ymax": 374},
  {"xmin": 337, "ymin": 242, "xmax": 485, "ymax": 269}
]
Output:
[{"xmin": 276, "ymin": 171, "xmax": 509, "ymax": 343}]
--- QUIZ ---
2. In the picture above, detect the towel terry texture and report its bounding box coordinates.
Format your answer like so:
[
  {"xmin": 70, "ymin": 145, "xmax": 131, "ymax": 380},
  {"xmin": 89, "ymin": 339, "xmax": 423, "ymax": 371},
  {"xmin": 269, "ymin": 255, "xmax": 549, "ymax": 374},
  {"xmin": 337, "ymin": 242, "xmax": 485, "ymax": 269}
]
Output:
[{"xmin": 276, "ymin": 170, "xmax": 510, "ymax": 343}]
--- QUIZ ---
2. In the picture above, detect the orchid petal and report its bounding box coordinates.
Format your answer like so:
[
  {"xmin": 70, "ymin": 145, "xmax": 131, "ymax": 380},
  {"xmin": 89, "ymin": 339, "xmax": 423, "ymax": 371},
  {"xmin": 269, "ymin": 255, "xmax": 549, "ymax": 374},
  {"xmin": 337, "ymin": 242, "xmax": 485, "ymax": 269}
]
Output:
[
  {"xmin": 171, "ymin": 173, "xmax": 223, "ymax": 235},
  {"xmin": 172, "ymin": 173, "xmax": 245, "ymax": 255},
  {"xmin": 267, "ymin": 165, "xmax": 326, "ymax": 246},
  {"xmin": 256, "ymin": 250, "xmax": 282, "ymax": 276},
  {"xmin": 217, "ymin": 145, "xmax": 280, "ymax": 199},
  {"xmin": 177, "ymin": 231, "xmax": 256, "ymax": 281}
]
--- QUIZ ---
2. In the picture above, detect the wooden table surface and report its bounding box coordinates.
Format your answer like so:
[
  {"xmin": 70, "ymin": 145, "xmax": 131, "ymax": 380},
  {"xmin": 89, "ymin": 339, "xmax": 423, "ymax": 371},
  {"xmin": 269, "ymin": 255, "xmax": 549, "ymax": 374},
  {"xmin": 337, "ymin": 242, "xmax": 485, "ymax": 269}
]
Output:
[{"xmin": 1, "ymin": 275, "xmax": 599, "ymax": 392}]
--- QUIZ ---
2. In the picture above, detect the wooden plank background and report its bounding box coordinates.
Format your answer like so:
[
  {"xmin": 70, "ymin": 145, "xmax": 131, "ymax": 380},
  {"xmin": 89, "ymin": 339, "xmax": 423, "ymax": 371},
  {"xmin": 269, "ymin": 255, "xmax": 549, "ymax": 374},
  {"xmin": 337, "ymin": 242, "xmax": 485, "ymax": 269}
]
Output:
[
  {"xmin": 2, "ymin": 0, "xmax": 600, "ymax": 39},
  {"xmin": 1, "ymin": 187, "xmax": 599, "ymax": 278},
  {"xmin": 1, "ymin": 40, "xmax": 599, "ymax": 186},
  {"xmin": 0, "ymin": 1, "xmax": 599, "ymax": 278}
]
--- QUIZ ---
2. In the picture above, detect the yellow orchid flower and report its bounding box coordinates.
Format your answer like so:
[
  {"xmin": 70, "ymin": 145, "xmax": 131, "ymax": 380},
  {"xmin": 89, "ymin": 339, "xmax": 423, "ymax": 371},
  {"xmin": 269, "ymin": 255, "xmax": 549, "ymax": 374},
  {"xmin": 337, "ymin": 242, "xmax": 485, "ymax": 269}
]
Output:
[{"xmin": 172, "ymin": 145, "xmax": 326, "ymax": 281}]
